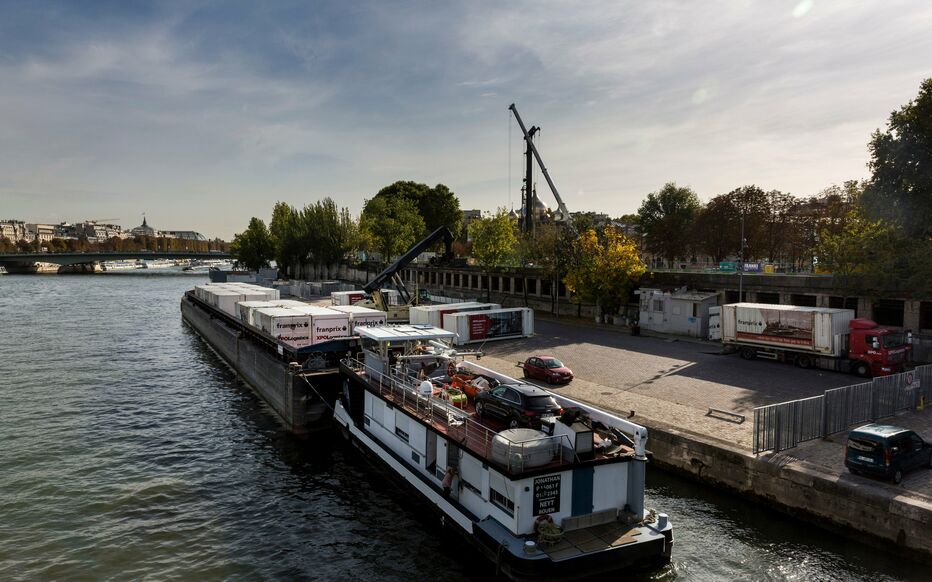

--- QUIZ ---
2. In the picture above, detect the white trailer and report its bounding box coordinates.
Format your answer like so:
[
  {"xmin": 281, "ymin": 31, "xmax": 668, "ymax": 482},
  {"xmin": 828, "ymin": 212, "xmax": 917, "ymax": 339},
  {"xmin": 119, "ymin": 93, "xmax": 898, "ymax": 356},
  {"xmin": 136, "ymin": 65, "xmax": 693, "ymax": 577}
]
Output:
[
  {"xmin": 330, "ymin": 305, "xmax": 388, "ymax": 332},
  {"xmin": 442, "ymin": 307, "xmax": 534, "ymax": 345},
  {"xmin": 720, "ymin": 303, "xmax": 853, "ymax": 356}
]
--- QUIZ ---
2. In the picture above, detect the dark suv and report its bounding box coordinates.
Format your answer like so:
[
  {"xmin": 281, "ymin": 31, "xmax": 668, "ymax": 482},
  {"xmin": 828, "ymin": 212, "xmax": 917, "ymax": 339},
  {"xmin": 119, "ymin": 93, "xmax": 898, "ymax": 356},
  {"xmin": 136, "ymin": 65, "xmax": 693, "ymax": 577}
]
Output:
[
  {"xmin": 845, "ymin": 424, "xmax": 932, "ymax": 484},
  {"xmin": 474, "ymin": 383, "xmax": 562, "ymax": 429}
]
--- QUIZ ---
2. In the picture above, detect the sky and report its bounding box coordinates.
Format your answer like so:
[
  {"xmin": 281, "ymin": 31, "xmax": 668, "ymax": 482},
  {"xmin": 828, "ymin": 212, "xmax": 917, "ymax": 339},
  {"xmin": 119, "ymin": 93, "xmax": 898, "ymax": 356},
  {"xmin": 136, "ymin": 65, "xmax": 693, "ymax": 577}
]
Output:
[{"xmin": 1, "ymin": 1, "xmax": 930, "ymax": 240}]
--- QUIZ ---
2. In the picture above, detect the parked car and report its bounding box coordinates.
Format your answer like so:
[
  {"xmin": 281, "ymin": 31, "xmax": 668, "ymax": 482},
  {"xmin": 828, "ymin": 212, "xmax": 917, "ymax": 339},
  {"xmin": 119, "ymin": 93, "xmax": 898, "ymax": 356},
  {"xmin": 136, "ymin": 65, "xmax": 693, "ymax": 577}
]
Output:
[
  {"xmin": 845, "ymin": 424, "xmax": 932, "ymax": 484},
  {"xmin": 474, "ymin": 383, "xmax": 562, "ymax": 429},
  {"xmin": 520, "ymin": 355, "xmax": 574, "ymax": 384}
]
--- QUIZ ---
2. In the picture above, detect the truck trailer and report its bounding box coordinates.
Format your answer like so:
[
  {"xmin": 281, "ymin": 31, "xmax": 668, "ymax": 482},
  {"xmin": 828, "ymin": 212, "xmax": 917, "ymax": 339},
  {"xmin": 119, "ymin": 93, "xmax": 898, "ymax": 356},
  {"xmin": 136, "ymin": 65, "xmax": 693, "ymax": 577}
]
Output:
[{"xmin": 720, "ymin": 303, "xmax": 910, "ymax": 377}]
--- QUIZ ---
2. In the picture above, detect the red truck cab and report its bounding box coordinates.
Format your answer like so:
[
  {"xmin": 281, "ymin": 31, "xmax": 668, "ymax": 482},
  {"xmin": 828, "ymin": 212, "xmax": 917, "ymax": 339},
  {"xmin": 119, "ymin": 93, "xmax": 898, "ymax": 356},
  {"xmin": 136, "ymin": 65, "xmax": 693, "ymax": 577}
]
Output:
[{"xmin": 847, "ymin": 318, "xmax": 911, "ymax": 377}]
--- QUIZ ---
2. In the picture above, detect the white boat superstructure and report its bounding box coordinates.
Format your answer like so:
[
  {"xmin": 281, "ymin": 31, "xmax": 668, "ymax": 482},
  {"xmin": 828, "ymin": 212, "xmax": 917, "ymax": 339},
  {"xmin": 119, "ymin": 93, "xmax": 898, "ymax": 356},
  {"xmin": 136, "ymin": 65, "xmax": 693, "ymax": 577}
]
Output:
[
  {"xmin": 335, "ymin": 325, "xmax": 673, "ymax": 581},
  {"xmin": 141, "ymin": 258, "xmax": 175, "ymax": 269},
  {"xmin": 102, "ymin": 260, "xmax": 142, "ymax": 271}
]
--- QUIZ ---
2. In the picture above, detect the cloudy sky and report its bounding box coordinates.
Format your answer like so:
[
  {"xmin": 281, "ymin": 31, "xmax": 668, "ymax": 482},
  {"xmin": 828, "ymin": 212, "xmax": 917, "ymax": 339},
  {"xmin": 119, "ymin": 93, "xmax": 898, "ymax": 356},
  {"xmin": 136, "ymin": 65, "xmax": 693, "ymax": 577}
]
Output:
[{"xmin": 1, "ymin": 1, "xmax": 930, "ymax": 239}]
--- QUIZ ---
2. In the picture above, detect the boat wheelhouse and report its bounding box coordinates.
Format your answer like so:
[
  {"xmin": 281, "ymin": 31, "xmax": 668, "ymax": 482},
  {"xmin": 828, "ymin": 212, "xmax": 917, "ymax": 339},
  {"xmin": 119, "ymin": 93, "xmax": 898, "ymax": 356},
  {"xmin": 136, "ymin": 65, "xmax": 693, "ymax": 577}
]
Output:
[{"xmin": 335, "ymin": 325, "xmax": 673, "ymax": 581}]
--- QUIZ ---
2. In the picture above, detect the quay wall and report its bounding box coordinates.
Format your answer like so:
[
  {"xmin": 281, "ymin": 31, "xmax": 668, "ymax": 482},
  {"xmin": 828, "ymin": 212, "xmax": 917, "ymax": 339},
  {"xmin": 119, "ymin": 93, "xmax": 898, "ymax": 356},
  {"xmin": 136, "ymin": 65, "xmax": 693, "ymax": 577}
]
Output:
[
  {"xmin": 181, "ymin": 297, "xmax": 319, "ymax": 435},
  {"xmin": 645, "ymin": 423, "xmax": 932, "ymax": 561}
]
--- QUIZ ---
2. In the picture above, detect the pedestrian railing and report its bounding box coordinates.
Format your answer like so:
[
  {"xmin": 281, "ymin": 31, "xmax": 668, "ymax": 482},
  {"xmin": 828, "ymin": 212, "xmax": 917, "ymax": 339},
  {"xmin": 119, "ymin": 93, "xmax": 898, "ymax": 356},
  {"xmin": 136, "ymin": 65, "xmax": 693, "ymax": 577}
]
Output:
[{"xmin": 753, "ymin": 364, "xmax": 931, "ymax": 455}]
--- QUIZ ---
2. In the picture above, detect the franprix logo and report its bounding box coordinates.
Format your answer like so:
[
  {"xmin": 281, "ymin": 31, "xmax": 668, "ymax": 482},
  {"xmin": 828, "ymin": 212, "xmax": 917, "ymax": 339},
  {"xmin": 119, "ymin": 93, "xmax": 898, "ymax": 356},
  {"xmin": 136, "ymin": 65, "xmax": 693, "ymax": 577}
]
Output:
[
  {"xmin": 276, "ymin": 321, "xmax": 310, "ymax": 330},
  {"xmin": 317, "ymin": 325, "xmax": 348, "ymax": 334}
]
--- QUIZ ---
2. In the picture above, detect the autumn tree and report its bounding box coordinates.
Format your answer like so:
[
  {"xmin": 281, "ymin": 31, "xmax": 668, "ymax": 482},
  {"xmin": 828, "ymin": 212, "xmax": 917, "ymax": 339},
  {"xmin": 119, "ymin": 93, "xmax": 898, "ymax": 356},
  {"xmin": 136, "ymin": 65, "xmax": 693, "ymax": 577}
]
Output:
[
  {"xmin": 230, "ymin": 217, "xmax": 274, "ymax": 272},
  {"xmin": 469, "ymin": 209, "xmax": 518, "ymax": 301},
  {"xmin": 637, "ymin": 182, "xmax": 700, "ymax": 266},
  {"xmin": 564, "ymin": 226, "xmax": 646, "ymax": 315}
]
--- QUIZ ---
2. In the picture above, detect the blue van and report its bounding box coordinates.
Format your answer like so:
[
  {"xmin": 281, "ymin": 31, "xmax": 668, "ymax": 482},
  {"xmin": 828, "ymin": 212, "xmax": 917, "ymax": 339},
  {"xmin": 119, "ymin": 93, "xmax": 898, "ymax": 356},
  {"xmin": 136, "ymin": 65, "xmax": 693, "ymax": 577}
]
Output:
[{"xmin": 845, "ymin": 424, "xmax": 932, "ymax": 484}]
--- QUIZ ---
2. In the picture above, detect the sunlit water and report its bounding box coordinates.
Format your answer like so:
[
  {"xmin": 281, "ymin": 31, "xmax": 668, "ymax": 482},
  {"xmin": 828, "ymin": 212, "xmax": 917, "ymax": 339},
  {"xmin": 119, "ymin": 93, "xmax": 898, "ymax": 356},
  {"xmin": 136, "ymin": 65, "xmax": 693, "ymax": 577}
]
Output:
[{"xmin": 0, "ymin": 273, "xmax": 925, "ymax": 580}]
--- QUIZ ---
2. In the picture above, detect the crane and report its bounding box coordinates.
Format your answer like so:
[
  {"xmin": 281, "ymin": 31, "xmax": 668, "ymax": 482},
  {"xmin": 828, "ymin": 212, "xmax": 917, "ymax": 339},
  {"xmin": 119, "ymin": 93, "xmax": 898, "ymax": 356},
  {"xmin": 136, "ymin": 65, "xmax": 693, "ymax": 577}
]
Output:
[{"xmin": 508, "ymin": 104, "xmax": 573, "ymax": 231}]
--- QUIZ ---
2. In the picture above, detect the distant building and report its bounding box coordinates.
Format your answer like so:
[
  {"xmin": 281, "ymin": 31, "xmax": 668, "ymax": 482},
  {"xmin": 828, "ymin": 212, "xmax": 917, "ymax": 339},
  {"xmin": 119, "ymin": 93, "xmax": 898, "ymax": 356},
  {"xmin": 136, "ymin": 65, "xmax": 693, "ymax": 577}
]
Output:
[
  {"xmin": 25, "ymin": 223, "xmax": 55, "ymax": 243},
  {"xmin": 160, "ymin": 230, "xmax": 207, "ymax": 241},
  {"xmin": 461, "ymin": 209, "xmax": 483, "ymax": 241},
  {"xmin": 0, "ymin": 220, "xmax": 28, "ymax": 242},
  {"xmin": 131, "ymin": 216, "xmax": 157, "ymax": 237}
]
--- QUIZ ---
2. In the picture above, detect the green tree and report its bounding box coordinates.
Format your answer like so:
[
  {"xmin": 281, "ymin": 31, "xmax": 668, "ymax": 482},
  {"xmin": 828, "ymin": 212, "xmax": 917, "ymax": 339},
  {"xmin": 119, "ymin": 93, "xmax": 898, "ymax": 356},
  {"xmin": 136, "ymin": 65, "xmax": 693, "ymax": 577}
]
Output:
[
  {"xmin": 564, "ymin": 226, "xmax": 646, "ymax": 315},
  {"xmin": 360, "ymin": 195, "xmax": 424, "ymax": 262},
  {"xmin": 637, "ymin": 182, "xmax": 701, "ymax": 266},
  {"xmin": 862, "ymin": 78, "xmax": 932, "ymax": 238},
  {"xmin": 370, "ymin": 180, "xmax": 462, "ymax": 237},
  {"xmin": 231, "ymin": 217, "xmax": 274, "ymax": 272},
  {"xmin": 469, "ymin": 209, "xmax": 519, "ymax": 300}
]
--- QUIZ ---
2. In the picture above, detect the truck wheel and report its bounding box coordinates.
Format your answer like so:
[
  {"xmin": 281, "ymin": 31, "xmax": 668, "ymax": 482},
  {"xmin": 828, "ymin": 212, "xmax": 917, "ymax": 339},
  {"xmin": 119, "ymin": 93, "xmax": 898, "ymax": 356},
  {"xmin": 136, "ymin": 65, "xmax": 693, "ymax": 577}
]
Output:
[
  {"xmin": 796, "ymin": 356, "xmax": 812, "ymax": 369},
  {"xmin": 854, "ymin": 362, "xmax": 871, "ymax": 378},
  {"xmin": 740, "ymin": 347, "xmax": 757, "ymax": 360}
]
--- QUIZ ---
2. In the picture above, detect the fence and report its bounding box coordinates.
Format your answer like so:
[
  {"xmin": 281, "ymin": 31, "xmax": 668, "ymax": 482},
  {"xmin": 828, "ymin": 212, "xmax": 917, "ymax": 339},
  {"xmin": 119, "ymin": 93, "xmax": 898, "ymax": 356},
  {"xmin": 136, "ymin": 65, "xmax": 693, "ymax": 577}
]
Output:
[{"xmin": 753, "ymin": 364, "xmax": 932, "ymax": 454}]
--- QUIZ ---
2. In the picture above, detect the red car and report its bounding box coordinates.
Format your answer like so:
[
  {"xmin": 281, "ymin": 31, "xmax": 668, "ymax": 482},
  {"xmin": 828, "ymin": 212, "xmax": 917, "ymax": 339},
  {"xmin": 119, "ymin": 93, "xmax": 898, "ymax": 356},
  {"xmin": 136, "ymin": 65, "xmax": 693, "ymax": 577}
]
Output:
[{"xmin": 520, "ymin": 356, "xmax": 574, "ymax": 384}]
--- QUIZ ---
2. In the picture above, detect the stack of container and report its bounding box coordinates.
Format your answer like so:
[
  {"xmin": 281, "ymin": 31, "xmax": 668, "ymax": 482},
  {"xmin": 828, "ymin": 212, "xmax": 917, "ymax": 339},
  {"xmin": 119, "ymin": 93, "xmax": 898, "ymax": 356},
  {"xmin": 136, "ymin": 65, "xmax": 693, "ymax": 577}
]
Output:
[{"xmin": 330, "ymin": 305, "xmax": 388, "ymax": 332}]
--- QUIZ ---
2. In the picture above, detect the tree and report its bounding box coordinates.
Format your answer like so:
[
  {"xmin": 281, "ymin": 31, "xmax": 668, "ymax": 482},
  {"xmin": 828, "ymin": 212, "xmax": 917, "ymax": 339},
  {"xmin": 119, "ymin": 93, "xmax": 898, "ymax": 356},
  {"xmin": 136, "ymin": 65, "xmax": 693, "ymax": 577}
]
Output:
[
  {"xmin": 230, "ymin": 217, "xmax": 274, "ymax": 272},
  {"xmin": 370, "ymin": 180, "xmax": 463, "ymax": 237},
  {"xmin": 518, "ymin": 223, "xmax": 570, "ymax": 312},
  {"xmin": 360, "ymin": 195, "xmax": 424, "ymax": 262},
  {"xmin": 814, "ymin": 208, "xmax": 900, "ymax": 296},
  {"xmin": 862, "ymin": 78, "xmax": 932, "ymax": 238},
  {"xmin": 469, "ymin": 209, "xmax": 518, "ymax": 300},
  {"xmin": 637, "ymin": 182, "xmax": 700, "ymax": 266},
  {"xmin": 564, "ymin": 226, "xmax": 646, "ymax": 315}
]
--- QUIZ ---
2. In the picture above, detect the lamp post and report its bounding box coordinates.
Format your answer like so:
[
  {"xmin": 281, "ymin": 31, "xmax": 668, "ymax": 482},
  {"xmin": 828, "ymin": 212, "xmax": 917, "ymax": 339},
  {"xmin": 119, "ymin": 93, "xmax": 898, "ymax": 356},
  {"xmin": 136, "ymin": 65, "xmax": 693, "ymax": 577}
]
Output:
[{"xmin": 738, "ymin": 211, "xmax": 746, "ymax": 302}]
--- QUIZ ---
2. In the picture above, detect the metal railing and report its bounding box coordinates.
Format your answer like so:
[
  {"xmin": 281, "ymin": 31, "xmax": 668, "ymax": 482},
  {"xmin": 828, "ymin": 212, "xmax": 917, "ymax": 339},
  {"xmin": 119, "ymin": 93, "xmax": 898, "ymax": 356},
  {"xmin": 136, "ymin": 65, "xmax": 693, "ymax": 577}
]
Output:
[
  {"xmin": 343, "ymin": 356, "xmax": 574, "ymax": 472},
  {"xmin": 753, "ymin": 364, "xmax": 931, "ymax": 454}
]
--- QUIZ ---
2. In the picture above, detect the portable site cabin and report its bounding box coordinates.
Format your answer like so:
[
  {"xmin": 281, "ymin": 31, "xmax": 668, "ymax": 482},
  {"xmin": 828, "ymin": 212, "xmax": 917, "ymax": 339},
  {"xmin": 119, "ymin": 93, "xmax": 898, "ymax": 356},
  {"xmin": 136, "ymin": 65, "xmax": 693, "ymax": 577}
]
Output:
[{"xmin": 638, "ymin": 288, "xmax": 718, "ymax": 338}]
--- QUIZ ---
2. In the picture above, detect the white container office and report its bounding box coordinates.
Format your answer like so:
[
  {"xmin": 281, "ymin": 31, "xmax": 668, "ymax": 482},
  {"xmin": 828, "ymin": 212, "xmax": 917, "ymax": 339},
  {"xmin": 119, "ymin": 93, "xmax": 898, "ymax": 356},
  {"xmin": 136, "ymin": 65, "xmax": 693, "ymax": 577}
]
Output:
[{"xmin": 442, "ymin": 307, "xmax": 534, "ymax": 345}]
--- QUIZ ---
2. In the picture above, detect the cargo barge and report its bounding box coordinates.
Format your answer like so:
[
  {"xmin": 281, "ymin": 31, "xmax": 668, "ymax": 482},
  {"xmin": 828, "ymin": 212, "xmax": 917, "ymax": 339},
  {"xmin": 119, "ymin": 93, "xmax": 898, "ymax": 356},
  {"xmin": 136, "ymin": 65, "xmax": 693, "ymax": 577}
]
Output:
[
  {"xmin": 180, "ymin": 285, "xmax": 359, "ymax": 435},
  {"xmin": 334, "ymin": 325, "xmax": 673, "ymax": 581}
]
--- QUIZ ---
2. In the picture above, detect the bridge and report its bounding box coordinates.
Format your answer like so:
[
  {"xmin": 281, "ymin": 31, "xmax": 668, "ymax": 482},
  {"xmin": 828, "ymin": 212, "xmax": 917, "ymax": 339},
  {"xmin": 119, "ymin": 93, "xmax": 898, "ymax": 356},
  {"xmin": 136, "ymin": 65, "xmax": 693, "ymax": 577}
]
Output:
[{"xmin": 0, "ymin": 251, "xmax": 232, "ymax": 273}]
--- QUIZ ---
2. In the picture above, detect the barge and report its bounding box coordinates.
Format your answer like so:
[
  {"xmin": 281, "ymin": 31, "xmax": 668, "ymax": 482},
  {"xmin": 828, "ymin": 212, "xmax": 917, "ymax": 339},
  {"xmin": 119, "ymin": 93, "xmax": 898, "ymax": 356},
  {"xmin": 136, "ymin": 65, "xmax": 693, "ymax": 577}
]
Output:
[
  {"xmin": 180, "ymin": 288, "xmax": 356, "ymax": 435},
  {"xmin": 334, "ymin": 325, "xmax": 673, "ymax": 580}
]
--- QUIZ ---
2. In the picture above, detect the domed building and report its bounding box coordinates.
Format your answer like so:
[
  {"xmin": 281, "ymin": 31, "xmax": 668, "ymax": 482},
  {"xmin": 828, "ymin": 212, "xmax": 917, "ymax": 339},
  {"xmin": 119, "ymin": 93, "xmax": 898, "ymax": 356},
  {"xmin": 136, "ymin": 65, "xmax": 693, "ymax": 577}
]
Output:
[{"xmin": 131, "ymin": 216, "xmax": 157, "ymax": 237}]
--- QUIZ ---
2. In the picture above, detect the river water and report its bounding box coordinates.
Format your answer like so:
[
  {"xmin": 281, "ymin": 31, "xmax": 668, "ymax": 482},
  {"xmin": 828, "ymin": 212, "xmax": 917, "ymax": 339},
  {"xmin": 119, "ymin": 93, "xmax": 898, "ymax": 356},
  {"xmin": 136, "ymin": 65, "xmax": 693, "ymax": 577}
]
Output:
[{"xmin": 0, "ymin": 273, "xmax": 925, "ymax": 581}]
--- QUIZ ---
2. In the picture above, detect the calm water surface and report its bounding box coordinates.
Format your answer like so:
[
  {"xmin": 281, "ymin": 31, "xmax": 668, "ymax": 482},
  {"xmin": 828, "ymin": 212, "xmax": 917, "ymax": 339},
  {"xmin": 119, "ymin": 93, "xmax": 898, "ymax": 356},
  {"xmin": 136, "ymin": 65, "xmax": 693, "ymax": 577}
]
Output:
[{"xmin": 0, "ymin": 274, "xmax": 925, "ymax": 581}]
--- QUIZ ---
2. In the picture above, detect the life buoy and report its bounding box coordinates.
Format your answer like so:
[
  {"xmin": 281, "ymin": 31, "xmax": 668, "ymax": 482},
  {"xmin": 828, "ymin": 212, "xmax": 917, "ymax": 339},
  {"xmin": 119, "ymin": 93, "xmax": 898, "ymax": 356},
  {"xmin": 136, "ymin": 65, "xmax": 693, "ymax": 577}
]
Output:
[{"xmin": 533, "ymin": 514, "xmax": 554, "ymax": 535}]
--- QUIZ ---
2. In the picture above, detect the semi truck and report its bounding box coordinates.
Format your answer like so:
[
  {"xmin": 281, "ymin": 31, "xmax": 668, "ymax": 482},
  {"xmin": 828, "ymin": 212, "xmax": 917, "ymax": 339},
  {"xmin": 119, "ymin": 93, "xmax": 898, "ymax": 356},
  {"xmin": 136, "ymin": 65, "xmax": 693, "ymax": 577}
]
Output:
[{"xmin": 720, "ymin": 303, "xmax": 910, "ymax": 377}]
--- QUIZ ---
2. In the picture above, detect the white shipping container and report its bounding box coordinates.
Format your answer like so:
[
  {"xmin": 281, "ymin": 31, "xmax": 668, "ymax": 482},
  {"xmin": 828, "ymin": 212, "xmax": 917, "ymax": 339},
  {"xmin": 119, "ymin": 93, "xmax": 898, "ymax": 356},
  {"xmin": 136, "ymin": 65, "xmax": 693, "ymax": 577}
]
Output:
[
  {"xmin": 442, "ymin": 307, "xmax": 534, "ymax": 345},
  {"xmin": 238, "ymin": 300, "xmax": 279, "ymax": 325},
  {"xmin": 203, "ymin": 288, "xmax": 245, "ymax": 317},
  {"xmin": 288, "ymin": 306, "xmax": 352, "ymax": 344},
  {"xmin": 330, "ymin": 305, "xmax": 388, "ymax": 332},
  {"xmin": 720, "ymin": 303, "xmax": 854, "ymax": 356},
  {"xmin": 330, "ymin": 290, "xmax": 366, "ymax": 306},
  {"xmin": 253, "ymin": 307, "xmax": 312, "ymax": 347},
  {"xmin": 409, "ymin": 302, "xmax": 500, "ymax": 328}
]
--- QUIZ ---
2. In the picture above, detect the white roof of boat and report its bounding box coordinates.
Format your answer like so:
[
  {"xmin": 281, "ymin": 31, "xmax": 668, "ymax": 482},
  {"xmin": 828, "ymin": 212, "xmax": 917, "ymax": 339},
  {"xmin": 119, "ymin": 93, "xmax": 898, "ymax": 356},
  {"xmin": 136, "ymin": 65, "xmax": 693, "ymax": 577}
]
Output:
[{"xmin": 357, "ymin": 325, "xmax": 455, "ymax": 341}]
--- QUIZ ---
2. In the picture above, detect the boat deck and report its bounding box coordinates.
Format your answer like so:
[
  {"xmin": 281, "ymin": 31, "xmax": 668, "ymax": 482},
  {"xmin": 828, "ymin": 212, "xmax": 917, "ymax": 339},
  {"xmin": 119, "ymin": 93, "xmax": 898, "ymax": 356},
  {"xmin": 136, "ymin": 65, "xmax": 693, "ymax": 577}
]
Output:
[
  {"xmin": 543, "ymin": 521, "xmax": 644, "ymax": 560},
  {"xmin": 345, "ymin": 358, "xmax": 634, "ymax": 475}
]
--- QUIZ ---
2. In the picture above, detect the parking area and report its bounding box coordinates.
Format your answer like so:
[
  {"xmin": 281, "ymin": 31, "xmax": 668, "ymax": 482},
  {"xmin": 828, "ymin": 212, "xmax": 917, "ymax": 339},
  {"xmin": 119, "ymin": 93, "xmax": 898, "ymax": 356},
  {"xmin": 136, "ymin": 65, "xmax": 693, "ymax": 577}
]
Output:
[{"xmin": 477, "ymin": 317, "xmax": 854, "ymax": 449}]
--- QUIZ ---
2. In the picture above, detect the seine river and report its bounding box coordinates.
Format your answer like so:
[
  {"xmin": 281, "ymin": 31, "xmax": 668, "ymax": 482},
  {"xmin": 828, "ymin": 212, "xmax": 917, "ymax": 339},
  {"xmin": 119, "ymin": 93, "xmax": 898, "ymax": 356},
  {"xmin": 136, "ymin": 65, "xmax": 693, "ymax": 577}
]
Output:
[{"xmin": 0, "ymin": 273, "xmax": 925, "ymax": 581}]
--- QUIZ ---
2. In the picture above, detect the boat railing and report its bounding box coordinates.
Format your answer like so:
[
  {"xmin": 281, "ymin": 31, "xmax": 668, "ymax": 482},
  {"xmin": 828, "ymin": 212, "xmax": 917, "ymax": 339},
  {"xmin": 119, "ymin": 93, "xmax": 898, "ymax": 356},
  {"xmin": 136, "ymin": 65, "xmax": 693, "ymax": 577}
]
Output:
[{"xmin": 343, "ymin": 357, "xmax": 575, "ymax": 473}]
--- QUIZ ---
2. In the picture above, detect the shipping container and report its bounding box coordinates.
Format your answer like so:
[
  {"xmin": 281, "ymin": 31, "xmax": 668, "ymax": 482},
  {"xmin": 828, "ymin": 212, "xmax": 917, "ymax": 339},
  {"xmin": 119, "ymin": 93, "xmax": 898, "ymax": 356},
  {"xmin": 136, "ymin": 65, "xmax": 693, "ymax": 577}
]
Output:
[
  {"xmin": 409, "ymin": 302, "xmax": 501, "ymax": 328},
  {"xmin": 442, "ymin": 307, "xmax": 534, "ymax": 345},
  {"xmin": 253, "ymin": 307, "xmax": 313, "ymax": 347},
  {"xmin": 206, "ymin": 289, "xmax": 246, "ymax": 317},
  {"xmin": 331, "ymin": 290, "xmax": 366, "ymax": 306},
  {"xmin": 329, "ymin": 305, "xmax": 388, "ymax": 332},
  {"xmin": 287, "ymin": 305, "xmax": 352, "ymax": 344},
  {"xmin": 720, "ymin": 303, "xmax": 854, "ymax": 356},
  {"xmin": 237, "ymin": 300, "xmax": 280, "ymax": 326}
]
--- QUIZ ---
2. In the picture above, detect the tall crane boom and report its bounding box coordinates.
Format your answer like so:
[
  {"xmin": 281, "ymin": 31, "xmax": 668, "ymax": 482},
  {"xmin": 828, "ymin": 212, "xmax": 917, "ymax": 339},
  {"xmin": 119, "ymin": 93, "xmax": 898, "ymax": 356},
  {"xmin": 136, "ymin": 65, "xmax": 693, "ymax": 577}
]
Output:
[{"xmin": 508, "ymin": 104, "xmax": 572, "ymax": 224}]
